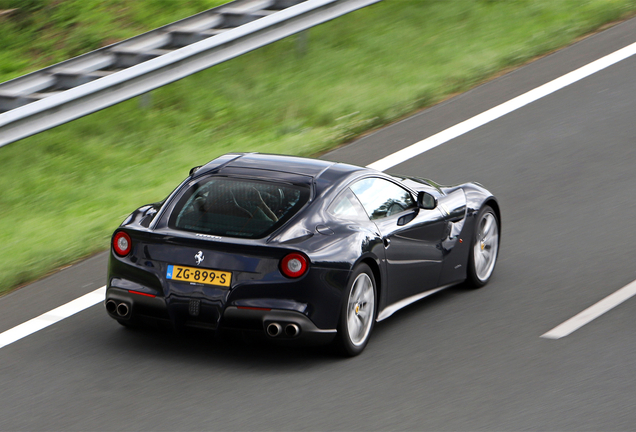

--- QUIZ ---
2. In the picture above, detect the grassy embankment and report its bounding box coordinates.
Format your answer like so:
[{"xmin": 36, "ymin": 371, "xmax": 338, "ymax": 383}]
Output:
[
  {"xmin": 1, "ymin": 0, "xmax": 635, "ymax": 294},
  {"xmin": 0, "ymin": 0, "xmax": 227, "ymax": 78}
]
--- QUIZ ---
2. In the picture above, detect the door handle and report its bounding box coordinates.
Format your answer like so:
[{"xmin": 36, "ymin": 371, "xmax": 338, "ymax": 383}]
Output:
[{"xmin": 383, "ymin": 237, "xmax": 391, "ymax": 248}]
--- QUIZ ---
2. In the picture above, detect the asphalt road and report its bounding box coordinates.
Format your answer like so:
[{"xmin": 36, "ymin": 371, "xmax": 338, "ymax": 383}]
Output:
[{"xmin": 2, "ymin": 16, "xmax": 636, "ymax": 431}]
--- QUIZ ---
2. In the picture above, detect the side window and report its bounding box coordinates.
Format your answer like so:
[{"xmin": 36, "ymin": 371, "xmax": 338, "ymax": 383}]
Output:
[
  {"xmin": 350, "ymin": 177, "xmax": 416, "ymax": 220},
  {"xmin": 328, "ymin": 189, "xmax": 369, "ymax": 221}
]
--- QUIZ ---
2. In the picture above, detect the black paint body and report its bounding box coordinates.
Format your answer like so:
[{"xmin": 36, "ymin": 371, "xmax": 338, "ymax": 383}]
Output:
[{"xmin": 106, "ymin": 153, "xmax": 499, "ymax": 343}]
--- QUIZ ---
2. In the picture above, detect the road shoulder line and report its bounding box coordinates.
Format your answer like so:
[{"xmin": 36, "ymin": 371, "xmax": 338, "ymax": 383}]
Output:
[
  {"xmin": 0, "ymin": 286, "xmax": 105, "ymax": 349},
  {"xmin": 367, "ymin": 41, "xmax": 636, "ymax": 172}
]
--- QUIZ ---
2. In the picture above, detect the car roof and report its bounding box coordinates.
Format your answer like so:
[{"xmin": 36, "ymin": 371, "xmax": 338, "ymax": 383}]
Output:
[
  {"xmin": 226, "ymin": 153, "xmax": 335, "ymax": 176},
  {"xmin": 194, "ymin": 153, "xmax": 366, "ymax": 183}
]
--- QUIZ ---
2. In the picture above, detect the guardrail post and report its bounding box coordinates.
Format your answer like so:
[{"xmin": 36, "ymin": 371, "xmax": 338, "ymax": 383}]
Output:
[
  {"xmin": 139, "ymin": 92, "xmax": 152, "ymax": 109},
  {"xmin": 296, "ymin": 29, "xmax": 309, "ymax": 57}
]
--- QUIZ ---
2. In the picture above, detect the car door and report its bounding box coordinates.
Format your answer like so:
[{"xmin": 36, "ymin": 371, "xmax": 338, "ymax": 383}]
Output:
[{"xmin": 350, "ymin": 177, "xmax": 448, "ymax": 304}]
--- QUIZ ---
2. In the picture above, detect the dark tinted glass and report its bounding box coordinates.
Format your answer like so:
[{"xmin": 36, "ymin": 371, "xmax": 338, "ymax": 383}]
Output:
[
  {"xmin": 350, "ymin": 177, "xmax": 416, "ymax": 220},
  {"xmin": 171, "ymin": 177, "xmax": 309, "ymax": 238}
]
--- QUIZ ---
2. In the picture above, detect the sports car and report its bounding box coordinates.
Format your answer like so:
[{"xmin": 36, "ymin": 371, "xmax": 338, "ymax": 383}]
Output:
[{"xmin": 105, "ymin": 153, "xmax": 500, "ymax": 355}]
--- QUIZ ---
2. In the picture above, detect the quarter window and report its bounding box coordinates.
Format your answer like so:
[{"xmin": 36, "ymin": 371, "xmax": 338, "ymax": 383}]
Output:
[
  {"xmin": 350, "ymin": 177, "xmax": 416, "ymax": 220},
  {"xmin": 328, "ymin": 189, "xmax": 369, "ymax": 221}
]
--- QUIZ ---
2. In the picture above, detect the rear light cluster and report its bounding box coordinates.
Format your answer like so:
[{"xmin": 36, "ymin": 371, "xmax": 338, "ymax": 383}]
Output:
[
  {"xmin": 280, "ymin": 252, "xmax": 309, "ymax": 278},
  {"xmin": 113, "ymin": 231, "xmax": 132, "ymax": 257},
  {"xmin": 113, "ymin": 232, "xmax": 306, "ymax": 279}
]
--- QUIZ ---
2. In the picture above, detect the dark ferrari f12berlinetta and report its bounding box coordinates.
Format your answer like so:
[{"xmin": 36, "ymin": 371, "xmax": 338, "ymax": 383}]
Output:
[{"xmin": 106, "ymin": 153, "xmax": 500, "ymax": 355}]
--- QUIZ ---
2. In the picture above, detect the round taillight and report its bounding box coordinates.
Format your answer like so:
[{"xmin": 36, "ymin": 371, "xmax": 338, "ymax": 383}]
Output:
[
  {"xmin": 113, "ymin": 232, "xmax": 132, "ymax": 257},
  {"xmin": 280, "ymin": 253, "xmax": 308, "ymax": 278}
]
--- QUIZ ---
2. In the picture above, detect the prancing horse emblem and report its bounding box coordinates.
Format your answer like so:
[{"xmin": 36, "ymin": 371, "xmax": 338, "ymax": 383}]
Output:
[{"xmin": 194, "ymin": 251, "xmax": 204, "ymax": 266}]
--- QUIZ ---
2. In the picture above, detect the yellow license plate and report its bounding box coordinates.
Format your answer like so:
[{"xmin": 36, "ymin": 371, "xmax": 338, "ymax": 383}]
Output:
[{"xmin": 166, "ymin": 265, "xmax": 231, "ymax": 287}]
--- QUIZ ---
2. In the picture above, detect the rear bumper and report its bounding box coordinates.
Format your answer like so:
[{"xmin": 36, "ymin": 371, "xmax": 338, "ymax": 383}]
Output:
[
  {"xmin": 222, "ymin": 306, "xmax": 336, "ymax": 344},
  {"xmin": 106, "ymin": 287, "xmax": 171, "ymax": 324},
  {"xmin": 105, "ymin": 287, "xmax": 337, "ymax": 344}
]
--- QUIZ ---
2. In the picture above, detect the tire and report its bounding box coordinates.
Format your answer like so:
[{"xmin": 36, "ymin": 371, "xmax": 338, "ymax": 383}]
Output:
[
  {"xmin": 466, "ymin": 205, "xmax": 499, "ymax": 288},
  {"xmin": 335, "ymin": 264, "xmax": 377, "ymax": 357}
]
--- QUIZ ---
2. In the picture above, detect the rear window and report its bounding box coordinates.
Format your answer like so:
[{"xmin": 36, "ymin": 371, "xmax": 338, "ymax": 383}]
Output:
[{"xmin": 170, "ymin": 177, "xmax": 309, "ymax": 239}]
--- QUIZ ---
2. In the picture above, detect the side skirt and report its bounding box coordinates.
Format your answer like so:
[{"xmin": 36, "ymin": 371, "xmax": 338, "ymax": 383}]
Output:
[{"xmin": 376, "ymin": 283, "xmax": 457, "ymax": 322}]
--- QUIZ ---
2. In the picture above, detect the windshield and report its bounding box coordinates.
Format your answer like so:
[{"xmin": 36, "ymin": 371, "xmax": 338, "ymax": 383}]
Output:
[{"xmin": 170, "ymin": 177, "xmax": 309, "ymax": 239}]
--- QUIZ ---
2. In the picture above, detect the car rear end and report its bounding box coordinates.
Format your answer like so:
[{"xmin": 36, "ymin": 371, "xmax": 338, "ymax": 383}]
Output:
[{"xmin": 105, "ymin": 163, "xmax": 343, "ymax": 343}]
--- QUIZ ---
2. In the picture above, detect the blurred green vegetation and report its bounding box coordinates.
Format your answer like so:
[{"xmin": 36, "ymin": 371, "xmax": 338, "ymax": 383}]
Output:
[
  {"xmin": 0, "ymin": 0, "xmax": 226, "ymax": 80},
  {"xmin": 1, "ymin": 0, "xmax": 636, "ymax": 293}
]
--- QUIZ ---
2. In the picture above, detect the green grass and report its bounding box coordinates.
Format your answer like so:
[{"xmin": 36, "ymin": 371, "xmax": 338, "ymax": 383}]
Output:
[
  {"xmin": 1, "ymin": 0, "xmax": 636, "ymax": 293},
  {"xmin": 0, "ymin": 0, "xmax": 227, "ymax": 81}
]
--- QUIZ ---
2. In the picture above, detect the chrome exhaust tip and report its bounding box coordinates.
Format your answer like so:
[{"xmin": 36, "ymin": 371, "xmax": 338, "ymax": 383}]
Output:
[
  {"xmin": 116, "ymin": 302, "xmax": 130, "ymax": 317},
  {"xmin": 266, "ymin": 322, "xmax": 282, "ymax": 337},
  {"xmin": 105, "ymin": 300, "xmax": 118, "ymax": 314},
  {"xmin": 285, "ymin": 323, "xmax": 300, "ymax": 337}
]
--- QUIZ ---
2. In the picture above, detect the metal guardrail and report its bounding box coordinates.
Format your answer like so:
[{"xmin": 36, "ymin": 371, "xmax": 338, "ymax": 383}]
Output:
[{"xmin": 0, "ymin": 0, "xmax": 379, "ymax": 147}]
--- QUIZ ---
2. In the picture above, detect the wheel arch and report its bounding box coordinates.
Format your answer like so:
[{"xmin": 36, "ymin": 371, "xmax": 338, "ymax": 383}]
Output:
[
  {"xmin": 358, "ymin": 256, "xmax": 382, "ymax": 316},
  {"xmin": 483, "ymin": 198, "xmax": 501, "ymax": 238}
]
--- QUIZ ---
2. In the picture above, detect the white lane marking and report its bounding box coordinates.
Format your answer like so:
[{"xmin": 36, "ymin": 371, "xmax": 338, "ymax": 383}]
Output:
[
  {"xmin": 0, "ymin": 286, "xmax": 105, "ymax": 349},
  {"xmin": 4, "ymin": 39, "xmax": 636, "ymax": 351},
  {"xmin": 541, "ymin": 280, "xmax": 636, "ymax": 339},
  {"xmin": 368, "ymin": 40, "xmax": 636, "ymax": 172}
]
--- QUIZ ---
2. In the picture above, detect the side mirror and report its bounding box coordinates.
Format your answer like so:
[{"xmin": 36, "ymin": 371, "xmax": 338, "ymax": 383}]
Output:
[
  {"xmin": 417, "ymin": 191, "xmax": 437, "ymax": 210},
  {"xmin": 189, "ymin": 165, "xmax": 202, "ymax": 177}
]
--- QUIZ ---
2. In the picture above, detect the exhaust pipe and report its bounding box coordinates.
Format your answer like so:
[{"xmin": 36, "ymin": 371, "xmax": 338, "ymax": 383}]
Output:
[
  {"xmin": 105, "ymin": 300, "xmax": 117, "ymax": 315},
  {"xmin": 116, "ymin": 302, "xmax": 130, "ymax": 317},
  {"xmin": 285, "ymin": 323, "xmax": 300, "ymax": 337},
  {"xmin": 266, "ymin": 322, "xmax": 282, "ymax": 337}
]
